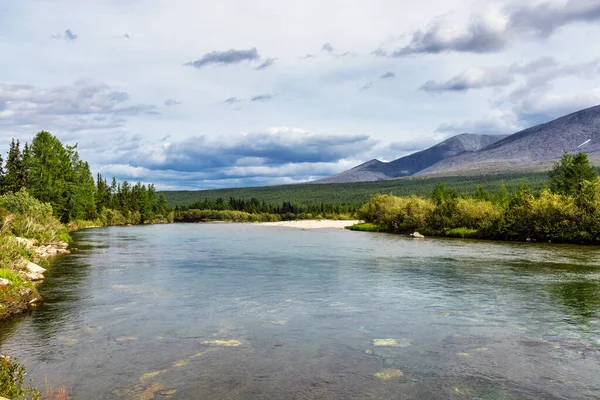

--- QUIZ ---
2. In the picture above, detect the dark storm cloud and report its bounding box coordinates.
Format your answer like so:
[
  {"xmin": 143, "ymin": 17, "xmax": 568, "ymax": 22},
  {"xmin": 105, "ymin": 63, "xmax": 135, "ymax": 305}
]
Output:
[
  {"xmin": 185, "ymin": 48, "xmax": 260, "ymax": 68},
  {"xmin": 118, "ymin": 130, "xmax": 376, "ymax": 174}
]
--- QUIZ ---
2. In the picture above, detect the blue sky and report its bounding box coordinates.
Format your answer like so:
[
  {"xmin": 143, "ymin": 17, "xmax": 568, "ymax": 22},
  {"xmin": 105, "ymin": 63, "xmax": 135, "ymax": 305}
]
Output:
[{"xmin": 1, "ymin": 0, "xmax": 600, "ymax": 189}]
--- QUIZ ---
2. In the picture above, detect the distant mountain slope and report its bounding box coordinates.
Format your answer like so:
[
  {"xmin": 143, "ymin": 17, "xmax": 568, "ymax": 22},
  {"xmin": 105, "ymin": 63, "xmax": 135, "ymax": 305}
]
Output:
[
  {"xmin": 315, "ymin": 133, "xmax": 508, "ymax": 184},
  {"xmin": 416, "ymin": 105, "xmax": 600, "ymax": 176}
]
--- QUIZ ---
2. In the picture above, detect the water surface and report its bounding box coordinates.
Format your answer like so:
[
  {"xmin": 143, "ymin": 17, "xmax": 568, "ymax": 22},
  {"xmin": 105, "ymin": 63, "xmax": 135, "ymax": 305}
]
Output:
[{"xmin": 1, "ymin": 224, "xmax": 599, "ymax": 399}]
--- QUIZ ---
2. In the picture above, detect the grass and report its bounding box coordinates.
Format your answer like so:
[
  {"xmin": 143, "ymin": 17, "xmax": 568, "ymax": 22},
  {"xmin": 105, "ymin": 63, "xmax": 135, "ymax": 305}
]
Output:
[
  {"xmin": 0, "ymin": 269, "xmax": 35, "ymax": 302},
  {"xmin": 347, "ymin": 223, "xmax": 385, "ymax": 232},
  {"xmin": 0, "ymin": 236, "xmax": 32, "ymax": 269},
  {"xmin": 444, "ymin": 228, "xmax": 480, "ymax": 239}
]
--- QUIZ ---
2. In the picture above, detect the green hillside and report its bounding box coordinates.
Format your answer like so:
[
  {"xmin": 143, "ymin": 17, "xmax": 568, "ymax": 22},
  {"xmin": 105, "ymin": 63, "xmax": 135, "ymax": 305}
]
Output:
[{"xmin": 162, "ymin": 172, "xmax": 550, "ymax": 208}]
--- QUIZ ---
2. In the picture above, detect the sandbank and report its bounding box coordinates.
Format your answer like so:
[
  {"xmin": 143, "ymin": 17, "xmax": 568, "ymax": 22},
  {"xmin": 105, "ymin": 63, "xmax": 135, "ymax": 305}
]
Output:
[{"xmin": 257, "ymin": 220, "xmax": 361, "ymax": 229}]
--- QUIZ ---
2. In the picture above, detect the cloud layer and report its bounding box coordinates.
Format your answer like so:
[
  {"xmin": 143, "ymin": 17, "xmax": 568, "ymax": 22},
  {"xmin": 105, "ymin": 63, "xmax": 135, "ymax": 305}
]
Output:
[{"xmin": 388, "ymin": 0, "xmax": 600, "ymax": 56}]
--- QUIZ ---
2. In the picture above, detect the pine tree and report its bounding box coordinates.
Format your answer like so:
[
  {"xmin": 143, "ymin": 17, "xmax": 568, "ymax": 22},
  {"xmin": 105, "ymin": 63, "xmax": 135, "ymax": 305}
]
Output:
[
  {"xmin": 0, "ymin": 152, "xmax": 5, "ymax": 195},
  {"xmin": 5, "ymin": 139, "xmax": 26, "ymax": 193}
]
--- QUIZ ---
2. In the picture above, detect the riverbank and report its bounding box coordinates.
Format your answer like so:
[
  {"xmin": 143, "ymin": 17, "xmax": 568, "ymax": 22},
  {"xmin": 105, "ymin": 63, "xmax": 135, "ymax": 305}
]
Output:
[
  {"xmin": 0, "ymin": 237, "xmax": 70, "ymax": 321},
  {"xmin": 257, "ymin": 220, "xmax": 361, "ymax": 229}
]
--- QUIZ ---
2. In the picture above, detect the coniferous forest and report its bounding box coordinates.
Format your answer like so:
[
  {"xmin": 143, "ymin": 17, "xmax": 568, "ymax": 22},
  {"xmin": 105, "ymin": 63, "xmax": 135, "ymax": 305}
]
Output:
[{"xmin": 0, "ymin": 131, "xmax": 172, "ymax": 226}]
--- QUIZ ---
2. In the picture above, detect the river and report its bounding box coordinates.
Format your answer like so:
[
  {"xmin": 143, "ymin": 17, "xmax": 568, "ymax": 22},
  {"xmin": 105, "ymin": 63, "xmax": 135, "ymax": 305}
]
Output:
[{"xmin": 1, "ymin": 224, "xmax": 599, "ymax": 399}]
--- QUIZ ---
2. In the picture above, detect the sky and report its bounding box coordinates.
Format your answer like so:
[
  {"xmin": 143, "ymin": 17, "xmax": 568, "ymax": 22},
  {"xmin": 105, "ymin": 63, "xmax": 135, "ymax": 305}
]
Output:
[{"xmin": 1, "ymin": 0, "xmax": 600, "ymax": 189}]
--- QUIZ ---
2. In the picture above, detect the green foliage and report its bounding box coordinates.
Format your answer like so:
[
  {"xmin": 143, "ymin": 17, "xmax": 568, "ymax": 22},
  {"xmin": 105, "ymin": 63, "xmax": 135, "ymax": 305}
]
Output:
[
  {"xmin": 347, "ymin": 223, "xmax": 384, "ymax": 232},
  {"xmin": 0, "ymin": 131, "xmax": 170, "ymax": 227},
  {"xmin": 444, "ymin": 228, "xmax": 480, "ymax": 238},
  {"xmin": 548, "ymin": 152, "xmax": 598, "ymax": 196},
  {"xmin": 0, "ymin": 355, "xmax": 41, "ymax": 400},
  {"xmin": 357, "ymin": 178, "xmax": 600, "ymax": 243},
  {"xmin": 162, "ymin": 171, "xmax": 550, "ymax": 209},
  {"xmin": 175, "ymin": 209, "xmax": 281, "ymax": 223},
  {"xmin": 0, "ymin": 269, "xmax": 36, "ymax": 302},
  {"xmin": 4, "ymin": 139, "xmax": 27, "ymax": 194},
  {"xmin": 358, "ymin": 194, "xmax": 405, "ymax": 228},
  {"xmin": 0, "ymin": 236, "xmax": 32, "ymax": 269},
  {"xmin": 0, "ymin": 189, "xmax": 66, "ymax": 243}
]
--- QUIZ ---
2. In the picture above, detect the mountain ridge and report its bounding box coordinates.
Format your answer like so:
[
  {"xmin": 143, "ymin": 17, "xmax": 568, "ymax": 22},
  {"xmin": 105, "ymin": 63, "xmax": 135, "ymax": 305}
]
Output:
[
  {"xmin": 416, "ymin": 105, "xmax": 600, "ymax": 176},
  {"xmin": 314, "ymin": 133, "xmax": 508, "ymax": 184}
]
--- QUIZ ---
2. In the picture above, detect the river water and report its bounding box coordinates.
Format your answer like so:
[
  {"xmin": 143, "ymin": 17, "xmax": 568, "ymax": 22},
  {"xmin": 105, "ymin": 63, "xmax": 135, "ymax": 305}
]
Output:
[{"xmin": 1, "ymin": 224, "xmax": 599, "ymax": 399}]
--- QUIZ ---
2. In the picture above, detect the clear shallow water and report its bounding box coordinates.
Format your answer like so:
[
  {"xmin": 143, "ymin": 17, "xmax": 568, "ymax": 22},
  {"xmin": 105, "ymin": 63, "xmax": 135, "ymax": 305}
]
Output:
[{"xmin": 1, "ymin": 224, "xmax": 600, "ymax": 399}]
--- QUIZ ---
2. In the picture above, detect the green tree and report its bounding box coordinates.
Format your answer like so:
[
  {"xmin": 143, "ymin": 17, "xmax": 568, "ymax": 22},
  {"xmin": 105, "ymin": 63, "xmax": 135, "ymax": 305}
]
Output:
[
  {"xmin": 548, "ymin": 151, "xmax": 598, "ymax": 196},
  {"xmin": 4, "ymin": 139, "xmax": 27, "ymax": 193},
  {"xmin": 0, "ymin": 152, "xmax": 5, "ymax": 194},
  {"xmin": 27, "ymin": 131, "xmax": 74, "ymax": 221},
  {"xmin": 64, "ymin": 144, "xmax": 97, "ymax": 221}
]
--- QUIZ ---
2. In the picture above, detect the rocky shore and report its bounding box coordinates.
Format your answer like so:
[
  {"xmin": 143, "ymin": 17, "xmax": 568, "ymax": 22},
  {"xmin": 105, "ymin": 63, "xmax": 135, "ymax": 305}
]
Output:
[{"xmin": 0, "ymin": 238, "xmax": 70, "ymax": 321}]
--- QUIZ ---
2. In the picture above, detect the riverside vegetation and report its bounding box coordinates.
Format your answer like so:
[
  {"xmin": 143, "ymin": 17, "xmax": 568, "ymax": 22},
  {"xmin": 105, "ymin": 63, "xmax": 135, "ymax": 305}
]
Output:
[{"xmin": 352, "ymin": 152, "xmax": 600, "ymax": 244}]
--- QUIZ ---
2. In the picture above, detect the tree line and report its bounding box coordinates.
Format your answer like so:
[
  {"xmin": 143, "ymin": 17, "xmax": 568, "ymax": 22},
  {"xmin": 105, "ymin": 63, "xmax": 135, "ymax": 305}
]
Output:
[
  {"xmin": 0, "ymin": 131, "xmax": 170, "ymax": 224},
  {"xmin": 175, "ymin": 197, "xmax": 358, "ymax": 221}
]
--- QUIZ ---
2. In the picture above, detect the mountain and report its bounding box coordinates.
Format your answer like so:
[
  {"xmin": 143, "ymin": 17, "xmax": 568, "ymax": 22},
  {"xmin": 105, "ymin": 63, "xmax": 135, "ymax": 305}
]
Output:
[
  {"xmin": 415, "ymin": 105, "xmax": 600, "ymax": 176},
  {"xmin": 314, "ymin": 133, "xmax": 508, "ymax": 184}
]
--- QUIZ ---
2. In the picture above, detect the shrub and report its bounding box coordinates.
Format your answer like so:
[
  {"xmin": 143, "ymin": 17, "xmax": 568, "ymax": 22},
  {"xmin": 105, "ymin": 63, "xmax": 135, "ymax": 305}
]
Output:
[
  {"xmin": 450, "ymin": 198, "xmax": 503, "ymax": 230},
  {"xmin": 0, "ymin": 355, "xmax": 41, "ymax": 400},
  {"xmin": 390, "ymin": 196, "xmax": 435, "ymax": 232},
  {"xmin": 358, "ymin": 194, "xmax": 409, "ymax": 227},
  {"xmin": 0, "ymin": 190, "xmax": 66, "ymax": 243}
]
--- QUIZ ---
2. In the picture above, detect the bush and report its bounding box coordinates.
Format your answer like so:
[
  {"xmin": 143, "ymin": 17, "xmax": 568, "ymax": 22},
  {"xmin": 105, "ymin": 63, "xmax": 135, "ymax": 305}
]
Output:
[
  {"xmin": 450, "ymin": 198, "xmax": 503, "ymax": 230},
  {"xmin": 358, "ymin": 194, "xmax": 406, "ymax": 227},
  {"xmin": 0, "ymin": 356, "xmax": 41, "ymax": 399},
  {"xmin": 390, "ymin": 196, "xmax": 435, "ymax": 232},
  {"xmin": 0, "ymin": 190, "xmax": 67, "ymax": 243}
]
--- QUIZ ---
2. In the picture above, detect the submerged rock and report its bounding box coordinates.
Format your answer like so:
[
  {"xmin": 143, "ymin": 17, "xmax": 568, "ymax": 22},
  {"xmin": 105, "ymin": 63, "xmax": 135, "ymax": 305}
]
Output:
[
  {"xmin": 202, "ymin": 339, "xmax": 242, "ymax": 347},
  {"xmin": 374, "ymin": 368, "xmax": 404, "ymax": 380},
  {"xmin": 115, "ymin": 336, "xmax": 138, "ymax": 342},
  {"xmin": 372, "ymin": 338, "xmax": 411, "ymax": 348}
]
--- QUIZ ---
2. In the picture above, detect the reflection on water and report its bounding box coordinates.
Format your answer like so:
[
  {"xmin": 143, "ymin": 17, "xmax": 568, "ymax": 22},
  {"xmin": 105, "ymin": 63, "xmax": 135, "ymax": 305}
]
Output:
[{"xmin": 1, "ymin": 224, "xmax": 599, "ymax": 399}]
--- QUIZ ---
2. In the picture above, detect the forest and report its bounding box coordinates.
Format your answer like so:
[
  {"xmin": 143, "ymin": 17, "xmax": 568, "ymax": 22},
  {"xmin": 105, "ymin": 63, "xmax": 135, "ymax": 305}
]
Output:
[
  {"xmin": 167, "ymin": 171, "xmax": 551, "ymax": 222},
  {"xmin": 163, "ymin": 171, "xmax": 550, "ymax": 209},
  {"xmin": 0, "ymin": 131, "xmax": 172, "ymax": 226}
]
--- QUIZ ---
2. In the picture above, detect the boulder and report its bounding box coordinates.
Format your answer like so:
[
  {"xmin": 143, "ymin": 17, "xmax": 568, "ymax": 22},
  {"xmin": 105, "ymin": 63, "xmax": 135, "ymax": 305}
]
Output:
[
  {"xmin": 19, "ymin": 271, "xmax": 44, "ymax": 282},
  {"xmin": 15, "ymin": 237, "xmax": 36, "ymax": 249},
  {"xmin": 0, "ymin": 278, "xmax": 11, "ymax": 291},
  {"xmin": 57, "ymin": 249, "xmax": 71, "ymax": 255},
  {"xmin": 25, "ymin": 261, "xmax": 46, "ymax": 275},
  {"xmin": 411, "ymin": 232, "xmax": 425, "ymax": 239}
]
